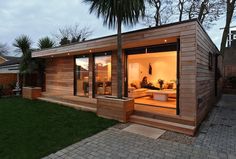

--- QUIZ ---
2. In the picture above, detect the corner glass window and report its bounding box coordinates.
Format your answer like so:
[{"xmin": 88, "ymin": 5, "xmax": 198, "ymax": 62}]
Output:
[
  {"xmin": 94, "ymin": 54, "xmax": 112, "ymax": 96},
  {"xmin": 76, "ymin": 57, "xmax": 89, "ymax": 97}
]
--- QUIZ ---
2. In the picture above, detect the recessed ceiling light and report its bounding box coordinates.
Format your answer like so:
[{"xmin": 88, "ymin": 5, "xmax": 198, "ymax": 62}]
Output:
[
  {"xmin": 164, "ymin": 39, "xmax": 167, "ymax": 42},
  {"xmin": 67, "ymin": 53, "xmax": 70, "ymax": 55},
  {"xmin": 89, "ymin": 50, "xmax": 92, "ymax": 53}
]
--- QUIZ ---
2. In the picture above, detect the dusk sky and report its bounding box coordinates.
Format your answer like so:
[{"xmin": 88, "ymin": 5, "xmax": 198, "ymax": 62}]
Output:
[{"xmin": 0, "ymin": 0, "xmax": 233, "ymax": 55}]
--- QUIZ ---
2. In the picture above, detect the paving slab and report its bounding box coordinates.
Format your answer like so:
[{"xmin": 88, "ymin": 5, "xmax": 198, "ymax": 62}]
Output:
[{"xmin": 122, "ymin": 124, "xmax": 166, "ymax": 139}]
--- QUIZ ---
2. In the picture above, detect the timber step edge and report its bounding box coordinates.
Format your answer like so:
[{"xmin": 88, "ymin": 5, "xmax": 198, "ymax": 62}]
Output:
[
  {"xmin": 41, "ymin": 94, "xmax": 97, "ymax": 108},
  {"xmin": 134, "ymin": 110, "xmax": 195, "ymax": 126},
  {"xmin": 38, "ymin": 97, "xmax": 97, "ymax": 112},
  {"xmin": 129, "ymin": 115, "xmax": 196, "ymax": 136}
]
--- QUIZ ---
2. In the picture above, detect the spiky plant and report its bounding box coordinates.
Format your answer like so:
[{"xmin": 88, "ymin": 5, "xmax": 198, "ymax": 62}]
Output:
[
  {"xmin": 13, "ymin": 35, "xmax": 32, "ymax": 56},
  {"xmin": 38, "ymin": 37, "xmax": 55, "ymax": 49},
  {"xmin": 13, "ymin": 35, "xmax": 34, "ymax": 86},
  {"xmin": 37, "ymin": 37, "xmax": 55, "ymax": 90}
]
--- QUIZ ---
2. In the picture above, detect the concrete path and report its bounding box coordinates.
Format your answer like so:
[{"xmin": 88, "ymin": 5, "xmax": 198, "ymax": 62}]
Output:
[{"xmin": 42, "ymin": 94, "xmax": 236, "ymax": 159}]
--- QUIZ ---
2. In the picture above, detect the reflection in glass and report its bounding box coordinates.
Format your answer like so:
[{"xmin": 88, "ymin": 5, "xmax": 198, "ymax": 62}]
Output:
[
  {"xmin": 94, "ymin": 55, "xmax": 112, "ymax": 96},
  {"xmin": 76, "ymin": 57, "xmax": 89, "ymax": 97}
]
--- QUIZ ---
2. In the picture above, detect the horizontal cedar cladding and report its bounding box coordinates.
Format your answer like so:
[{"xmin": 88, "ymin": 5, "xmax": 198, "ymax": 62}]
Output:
[{"xmin": 31, "ymin": 19, "xmax": 201, "ymax": 58}]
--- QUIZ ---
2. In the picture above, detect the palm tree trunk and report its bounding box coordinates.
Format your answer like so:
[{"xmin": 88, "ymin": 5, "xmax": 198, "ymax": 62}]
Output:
[{"xmin": 117, "ymin": 17, "xmax": 123, "ymax": 99}]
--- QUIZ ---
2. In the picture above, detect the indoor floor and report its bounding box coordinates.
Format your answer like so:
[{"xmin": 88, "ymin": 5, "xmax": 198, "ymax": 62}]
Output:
[{"xmin": 135, "ymin": 96, "xmax": 176, "ymax": 109}]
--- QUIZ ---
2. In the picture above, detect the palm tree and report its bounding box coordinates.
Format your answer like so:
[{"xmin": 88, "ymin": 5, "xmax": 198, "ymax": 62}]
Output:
[
  {"xmin": 84, "ymin": 0, "xmax": 145, "ymax": 99},
  {"xmin": 37, "ymin": 37, "xmax": 55, "ymax": 90},
  {"xmin": 13, "ymin": 35, "xmax": 32, "ymax": 56},
  {"xmin": 13, "ymin": 35, "xmax": 34, "ymax": 86},
  {"xmin": 38, "ymin": 37, "xmax": 55, "ymax": 49}
]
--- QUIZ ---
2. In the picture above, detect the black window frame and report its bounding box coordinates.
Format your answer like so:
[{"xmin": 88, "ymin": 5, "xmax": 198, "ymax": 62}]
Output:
[
  {"xmin": 93, "ymin": 51, "xmax": 112, "ymax": 98},
  {"xmin": 208, "ymin": 52, "xmax": 213, "ymax": 70},
  {"xmin": 74, "ymin": 55, "xmax": 90, "ymax": 97}
]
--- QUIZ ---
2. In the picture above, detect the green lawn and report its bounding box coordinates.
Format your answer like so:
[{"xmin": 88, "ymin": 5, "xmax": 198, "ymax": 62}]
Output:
[{"xmin": 0, "ymin": 97, "xmax": 118, "ymax": 159}]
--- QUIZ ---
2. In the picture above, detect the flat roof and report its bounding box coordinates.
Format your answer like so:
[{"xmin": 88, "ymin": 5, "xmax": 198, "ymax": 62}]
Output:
[{"xmin": 32, "ymin": 19, "xmax": 218, "ymax": 58}]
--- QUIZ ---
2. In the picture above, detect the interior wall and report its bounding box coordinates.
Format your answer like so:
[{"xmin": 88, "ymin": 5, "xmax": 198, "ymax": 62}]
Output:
[{"xmin": 128, "ymin": 52, "xmax": 177, "ymax": 87}]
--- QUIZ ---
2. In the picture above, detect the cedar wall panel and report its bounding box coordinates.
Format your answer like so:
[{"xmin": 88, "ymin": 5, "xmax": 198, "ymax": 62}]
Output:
[
  {"xmin": 196, "ymin": 24, "xmax": 220, "ymax": 125},
  {"xmin": 179, "ymin": 24, "xmax": 197, "ymax": 118},
  {"xmin": 45, "ymin": 56, "xmax": 74, "ymax": 96}
]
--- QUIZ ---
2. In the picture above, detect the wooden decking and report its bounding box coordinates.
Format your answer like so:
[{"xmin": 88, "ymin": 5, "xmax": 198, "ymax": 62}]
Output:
[
  {"xmin": 131, "ymin": 104, "xmax": 196, "ymax": 136},
  {"xmin": 38, "ymin": 93, "xmax": 97, "ymax": 112},
  {"xmin": 38, "ymin": 93, "xmax": 196, "ymax": 135},
  {"xmin": 129, "ymin": 115, "xmax": 196, "ymax": 136}
]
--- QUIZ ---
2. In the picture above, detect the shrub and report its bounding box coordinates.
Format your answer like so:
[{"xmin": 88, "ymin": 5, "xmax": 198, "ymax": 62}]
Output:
[{"xmin": 0, "ymin": 85, "xmax": 3, "ymax": 97}]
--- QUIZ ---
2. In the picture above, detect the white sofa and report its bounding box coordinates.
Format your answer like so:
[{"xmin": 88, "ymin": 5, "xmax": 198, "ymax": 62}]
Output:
[
  {"xmin": 128, "ymin": 87, "xmax": 148, "ymax": 98},
  {"xmin": 128, "ymin": 80, "xmax": 148, "ymax": 98}
]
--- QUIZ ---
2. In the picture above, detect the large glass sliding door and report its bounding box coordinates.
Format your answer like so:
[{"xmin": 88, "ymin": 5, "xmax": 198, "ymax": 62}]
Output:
[
  {"xmin": 125, "ymin": 43, "xmax": 178, "ymax": 115},
  {"xmin": 75, "ymin": 56, "xmax": 89, "ymax": 97},
  {"xmin": 94, "ymin": 53, "xmax": 112, "ymax": 96}
]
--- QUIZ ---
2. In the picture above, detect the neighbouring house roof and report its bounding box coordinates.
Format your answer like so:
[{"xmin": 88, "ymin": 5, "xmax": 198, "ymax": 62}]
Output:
[
  {"xmin": 32, "ymin": 19, "xmax": 219, "ymax": 58},
  {"xmin": 0, "ymin": 56, "xmax": 21, "ymax": 74},
  {"xmin": 0, "ymin": 56, "xmax": 8, "ymax": 61},
  {"xmin": 0, "ymin": 56, "xmax": 21, "ymax": 67}
]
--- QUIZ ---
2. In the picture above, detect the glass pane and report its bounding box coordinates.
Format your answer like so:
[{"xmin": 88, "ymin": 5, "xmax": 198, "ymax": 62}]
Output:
[
  {"xmin": 76, "ymin": 57, "xmax": 89, "ymax": 97},
  {"xmin": 94, "ymin": 55, "xmax": 112, "ymax": 96}
]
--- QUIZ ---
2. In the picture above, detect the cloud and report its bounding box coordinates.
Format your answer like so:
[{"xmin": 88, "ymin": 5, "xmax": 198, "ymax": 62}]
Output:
[
  {"xmin": 0, "ymin": 0, "xmax": 116, "ymax": 51},
  {"xmin": 0, "ymin": 0, "xmax": 232, "ymax": 54}
]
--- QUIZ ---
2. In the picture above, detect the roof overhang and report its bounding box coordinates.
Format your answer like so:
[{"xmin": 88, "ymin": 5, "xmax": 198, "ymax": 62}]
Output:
[{"xmin": 32, "ymin": 19, "xmax": 200, "ymax": 58}]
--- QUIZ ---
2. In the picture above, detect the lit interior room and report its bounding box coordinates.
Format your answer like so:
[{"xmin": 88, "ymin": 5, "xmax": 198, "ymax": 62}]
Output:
[{"xmin": 127, "ymin": 51, "xmax": 177, "ymax": 110}]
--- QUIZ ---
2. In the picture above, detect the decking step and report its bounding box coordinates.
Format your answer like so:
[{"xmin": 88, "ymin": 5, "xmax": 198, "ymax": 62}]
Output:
[
  {"xmin": 42, "ymin": 94, "xmax": 97, "ymax": 108},
  {"xmin": 38, "ymin": 97, "xmax": 97, "ymax": 112},
  {"xmin": 134, "ymin": 110, "xmax": 195, "ymax": 126},
  {"xmin": 129, "ymin": 115, "xmax": 196, "ymax": 136}
]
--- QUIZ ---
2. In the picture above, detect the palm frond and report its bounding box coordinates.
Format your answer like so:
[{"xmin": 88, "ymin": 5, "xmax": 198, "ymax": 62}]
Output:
[
  {"xmin": 38, "ymin": 37, "xmax": 55, "ymax": 49},
  {"xmin": 83, "ymin": 0, "xmax": 145, "ymax": 28},
  {"xmin": 13, "ymin": 35, "xmax": 32, "ymax": 55}
]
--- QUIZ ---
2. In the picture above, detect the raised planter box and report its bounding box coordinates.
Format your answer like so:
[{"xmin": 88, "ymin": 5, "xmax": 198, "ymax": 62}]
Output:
[
  {"xmin": 22, "ymin": 87, "xmax": 42, "ymax": 100},
  {"xmin": 97, "ymin": 96, "xmax": 134, "ymax": 122}
]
